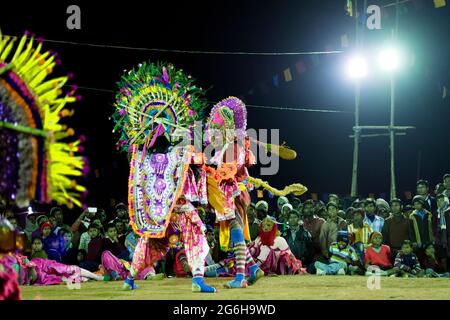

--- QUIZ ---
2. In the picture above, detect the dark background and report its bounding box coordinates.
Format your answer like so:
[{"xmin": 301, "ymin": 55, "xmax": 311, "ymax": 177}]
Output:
[{"xmin": 1, "ymin": 0, "xmax": 449, "ymax": 211}]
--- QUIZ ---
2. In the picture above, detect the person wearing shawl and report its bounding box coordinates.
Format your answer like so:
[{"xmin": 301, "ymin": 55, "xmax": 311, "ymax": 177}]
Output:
[{"xmin": 248, "ymin": 216, "xmax": 305, "ymax": 275}]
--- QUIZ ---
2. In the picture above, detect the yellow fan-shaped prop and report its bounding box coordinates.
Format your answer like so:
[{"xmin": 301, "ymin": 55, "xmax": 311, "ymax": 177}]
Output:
[
  {"xmin": 248, "ymin": 176, "xmax": 307, "ymax": 197},
  {"xmin": 253, "ymin": 139, "xmax": 297, "ymax": 160}
]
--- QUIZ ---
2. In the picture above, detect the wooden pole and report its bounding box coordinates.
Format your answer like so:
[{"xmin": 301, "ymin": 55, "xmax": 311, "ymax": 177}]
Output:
[{"xmin": 351, "ymin": 0, "xmax": 361, "ymax": 198}]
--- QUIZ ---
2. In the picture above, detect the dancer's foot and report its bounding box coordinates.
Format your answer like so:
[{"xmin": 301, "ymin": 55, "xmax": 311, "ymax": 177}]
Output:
[
  {"xmin": 121, "ymin": 276, "xmax": 137, "ymax": 290},
  {"xmin": 224, "ymin": 279, "xmax": 248, "ymax": 289},
  {"xmin": 110, "ymin": 271, "xmax": 122, "ymax": 281},
  {"xmin": 224, "ymin": 273, "xmax": 247, "ymax": 289},
  {"xmin": 192, "ymin": 277, "xmax": 216, "ymax": 293},
  {"xmin": 247, "ymin": 265, "xmax": 264, "ymax": 286},
  {"xmin": 145, "ymin": 273, "xmax": 165, "ymax": 280}
]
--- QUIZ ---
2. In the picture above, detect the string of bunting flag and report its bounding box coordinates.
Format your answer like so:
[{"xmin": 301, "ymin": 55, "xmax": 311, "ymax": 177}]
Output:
[{"xmin": 239, "ymin": 0, "xmax": 448, "ymax": 102}]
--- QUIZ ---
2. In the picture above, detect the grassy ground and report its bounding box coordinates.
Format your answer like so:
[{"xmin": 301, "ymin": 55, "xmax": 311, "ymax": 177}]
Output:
[{"xmin": 20, "ymin": 275, "xmax": 450, "ymax": 300}]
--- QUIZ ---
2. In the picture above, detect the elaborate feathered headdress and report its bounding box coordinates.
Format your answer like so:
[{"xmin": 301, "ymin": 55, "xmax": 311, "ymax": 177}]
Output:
[
  {"xmin": 112, "ymin": 62, "xmax": 208, "ymax": 153},
  {"xmin": 0, "ymin": 30, "xmax": 87, "ymax": 208},
  {"xmin": 204, "ymin": 96, "xmax": 247, "ymax": 145}
]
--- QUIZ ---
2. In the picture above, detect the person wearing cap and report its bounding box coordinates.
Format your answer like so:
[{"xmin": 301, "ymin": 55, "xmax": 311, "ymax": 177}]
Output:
[
  {"xmin": 416, "ymin": 179, "xmax": 437, "ymax": 213},
  {"xmin": 409, "ymin": 195, "xmax": 434, "ymax": 253},
  {"xmin": 363, "ymin": 198, "xmax": 385, "ymax": 233},
  {"xmin": 382, "ymin": 198, "xmax": 411, "ymax": 261},
  {"xmin": 290, "ymin": 197, "xmax": 302, "ymax": 211},
  {"xmin": 315, "ymin": 231, "xmax": 360, "ymax": 275},
  {"xmin": 278, "ymin": 203, "xmax": 293, "ymax": 233},
  {"xmin": 255, "ymin": 200, "xmax": 269, "ymax": 221},
  {"xmin": 443, "ymin": 174, "xmax": 450, "ymax": 198},
  {"xmin": 282, "ymin": 210, "xmax": 314, "ymax": 266},
  {"xmin": 328, "ymin": 194, "xmax": 340, "ymax": 208},
  {"xmin": 276, "ymin": 196, "xmax": 289, "ymax": 215},
  {"xmin": 248, "ymin": 216, "xmax": 304, "ymax": 275},
  {"xmin": 364, "ymin": 232, "xmax": 397, "ymax": 276},
  {"xmin": 31, "ymin": 215, "xmax": 49, "ymax": 240},
  {"xmin": 24, "ymin": 209, "xmax": 39, "ymax": 241},
  {"xmin": 376, "ymin": 198, "xmax": 391, "ymax": 219},
  {"xmin": 347, "ymin": 209, "xmax": 373, "ymax": 264},
  {"xmin": 319, "ymin": 202, "xmax": 347, "ymax": 259}
]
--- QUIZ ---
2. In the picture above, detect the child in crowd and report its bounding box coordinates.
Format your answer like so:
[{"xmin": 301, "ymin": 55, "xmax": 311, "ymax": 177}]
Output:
[
  {"xmin": 59, "ymin": 228, "xmax": 77, "ymax": 265},
  {"xmin": 315, "ymin": 231, "xmax": 361, "ymax": 275},
  {"xmin": 348, "ymin": 209, "xmax": 373, "ymax": 264},
  {"xmin": 31, "ymin": 237, "xmax": 48, "ymax": 259},
  {"xmin": 103, "ymin": 224, "xmax": 128, "ymax": 259},
  {"xmin": 31, "ymin": 215, "xmax": 49, "ymax": 239},
  {"xmin": 418, "ymin": 243, "xmax": 450, "ymax": 278},
  {"xmin": 77, "ymin": 249, "xmax": 87, "ymax": 265},
  {"xmin": 393, "ymin": 240, "xmax": 425, "ymax": 277},
  {"xmin": 41, "ymin": 221, "xmax": 62, "ymax": 262},
  {"xmin": 79, "ymin": 223, "xmax": 103, "ymax": 271},
  {"xmin": 409, "ymin": 196, "xmax": 434, "ymax": 254},
  {"xmin": 364, "ymin": 232, "xmax": 397, "ymax": 276}
]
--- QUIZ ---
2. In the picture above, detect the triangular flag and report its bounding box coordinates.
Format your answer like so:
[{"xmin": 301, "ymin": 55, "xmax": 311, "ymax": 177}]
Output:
[
  {"xmin": 346, "ymin": 0, "xmax": 353, "ymax": 16},
  {"xmin": 272, "ymin": 74, "xmax": 279, "ymax": 87},
  {"xmin": 257, "ymin": 189, "xmax": 264, "ymax": 198},
  {"xmin": 341, "ymin": 34, "xmax": 349, "ymax": 48},
  {"xmin": 434, "ymin": 0, "xmax": 446, "ymax": 8},
  {"xmin": 311, "ymin": 193, "xmax": 318, "ymax": 201},
  {"xmin": 283, "ymin": 68, "xmax": 293, "ymax": 82},
  {"xmin": 295, "ymin": 61, "xmax": 306, "ymax": 74},
  {"xmin": 443, "ymin": 86, "xmax": 447, "ymax": 99}
]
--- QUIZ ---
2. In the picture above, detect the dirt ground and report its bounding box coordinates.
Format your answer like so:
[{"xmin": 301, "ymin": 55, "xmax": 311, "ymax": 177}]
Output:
[{"xmin": 19, "ymin": 274, "xmax": 450, "ymax": 300}]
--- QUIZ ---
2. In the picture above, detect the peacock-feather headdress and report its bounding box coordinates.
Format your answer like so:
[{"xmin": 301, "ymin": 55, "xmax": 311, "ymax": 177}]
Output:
[
  {"xmin": 0, "ymin": 30, "xmax": 87, "ymax": 208},
  {"xmin": 112, "ymin": 62, "xmax": 208, "ymax": 153},
  {"xmin": 204, "ymin": 96, "xmax": 248, "ymax": 146}
]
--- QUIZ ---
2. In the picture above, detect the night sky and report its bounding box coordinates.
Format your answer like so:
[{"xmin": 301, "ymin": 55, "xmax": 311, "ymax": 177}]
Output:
[{"xmin": 1, "ymin": 0, "xmax": 449, "ymax": 210}]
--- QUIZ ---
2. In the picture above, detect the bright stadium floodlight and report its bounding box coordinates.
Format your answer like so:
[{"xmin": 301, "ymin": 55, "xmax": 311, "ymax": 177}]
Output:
[
  {"xmin": 347, "ymin": 55, "xmax": 368, "ymax": 79},
  {"xmin": 377, "ymin": 47, "xmax": 401, "ymax": 72}
]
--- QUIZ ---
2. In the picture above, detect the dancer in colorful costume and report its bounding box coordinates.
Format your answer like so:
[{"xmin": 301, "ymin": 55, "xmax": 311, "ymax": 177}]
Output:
[
  {"xmin": 203, "ymin": 97, "xmax": 264, "ymax": 288},
  {"xmin": 112, "ymin": 62, "xmax": 216, "ymax": 292},
  {"xmin": 0, "ymin": 30, "xmax": 87, "ymax": 208},
  {"xmin": 204, "ymin": 97, "xmax": 308, "ymax": 288}
]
